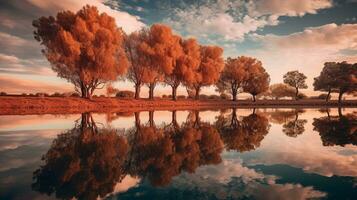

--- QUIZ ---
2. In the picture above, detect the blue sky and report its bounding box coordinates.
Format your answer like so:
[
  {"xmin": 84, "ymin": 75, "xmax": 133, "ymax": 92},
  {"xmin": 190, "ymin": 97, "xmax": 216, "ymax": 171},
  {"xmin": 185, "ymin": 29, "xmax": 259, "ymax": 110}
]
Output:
[{"xmin": 0, "ymin": 0, "xmax": 356, "ymax": 96}]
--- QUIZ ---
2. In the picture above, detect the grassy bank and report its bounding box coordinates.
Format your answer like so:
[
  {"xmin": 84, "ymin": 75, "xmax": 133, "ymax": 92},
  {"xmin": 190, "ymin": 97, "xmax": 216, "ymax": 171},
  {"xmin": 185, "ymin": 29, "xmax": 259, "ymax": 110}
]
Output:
[{"xmin": 0, "ymin": 96, "xmax": 356, "ymax": 115}]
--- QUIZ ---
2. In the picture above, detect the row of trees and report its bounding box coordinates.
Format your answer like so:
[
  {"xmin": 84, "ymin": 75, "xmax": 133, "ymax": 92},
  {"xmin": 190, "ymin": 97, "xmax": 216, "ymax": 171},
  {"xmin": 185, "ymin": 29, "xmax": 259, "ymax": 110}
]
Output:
[{"xmin": 33, "ymin": 6, "xmax": 356, "ymax": 102}]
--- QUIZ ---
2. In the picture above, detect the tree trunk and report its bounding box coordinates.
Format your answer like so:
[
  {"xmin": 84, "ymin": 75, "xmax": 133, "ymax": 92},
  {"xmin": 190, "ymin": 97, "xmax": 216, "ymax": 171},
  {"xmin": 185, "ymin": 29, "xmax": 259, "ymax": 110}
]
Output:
[
  {"xmin": 295, "ymin": 87, "xmax": 299, "ymax": 100},
  {"xmin": 338, "ymin": 90, "xmax": 343, "ymax": 104},
  {"xmin": 232, "ymin": 88, "xmax": 237, "ymax": 101},
  {"xmin": 326, "ymin": 87, "xmax": 331, "ymax": 102},
  {"xmin": 194, "ymin": 86, "xmax": 200, "ymax": 100},
  {"xmin": 148, "ymin": 83, "xmax": 155, "ymax": 100},
  {"xmin": 135, "ymin": 112, "xmax": 140, "ymax": 128},
  {"xmin": 252, "ymin": 95, "xmax": 256, "ymax": 102},
  {"xmin": 172, "ymin": 85, "xmax": 178, "ymax": 101},
  {"xmin": 135, "ymin": 84, "xmax": 141, "ymax": 99},
  {"xmin": 149, "ymin": 111, "xmax": 154, "ymax": 127},
  {"xmin": 338, "ymin": 106, "xmax": 343, "ymax": 118},
  {"xmin": 172, "ymin": 110, "xmax": 178, "ymax": 128}
]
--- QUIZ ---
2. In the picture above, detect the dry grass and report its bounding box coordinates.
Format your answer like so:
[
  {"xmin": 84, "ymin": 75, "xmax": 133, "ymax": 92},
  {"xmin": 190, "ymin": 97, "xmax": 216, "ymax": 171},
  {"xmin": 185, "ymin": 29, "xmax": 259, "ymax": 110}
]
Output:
[{"xmin": 0, "ymin": 96, "xmax": 356, "ymax": 115}]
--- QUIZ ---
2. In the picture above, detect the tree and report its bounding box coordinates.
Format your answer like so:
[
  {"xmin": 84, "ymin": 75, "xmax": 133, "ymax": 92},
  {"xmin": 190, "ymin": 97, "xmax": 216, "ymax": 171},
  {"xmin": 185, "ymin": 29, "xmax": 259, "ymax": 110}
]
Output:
[
  {"xmin": 187, "ymin": 45, "xmax": 224, "ymax": 100},
  {"xmin": 334, "ymin": 62, "xmax": 357, "ymax": 103},
  {"xmin": 283, "ymin": 70, "xmax": 307, "ymax": 100},
  {"xmin": 138, "ymin": 24, "xmax": 182, "ymax": 99},
  {"xmin": 313, "ymin": 62, "xmax": 340, "ymax": 102},
  {"xmin": 270, "ymin": 83, "xmax": 296, "ymax": 100},
  {"xmin": 124, "ymin": 30, "xmax": 147, "ymax": 99},
  {"xmin": 33, "ymin": 6, "xmax": 128, "ymax": 99},
  {"xmin": 242, "ymin": 57, "xmax": 270, "ymax": 102},
  {"xmin": 165, "ymin": 38, "xmax": 200, "ymax": 100},
  {"xmin": 216, "ymin": 57, "xmax": 249, "ymax": 101}
]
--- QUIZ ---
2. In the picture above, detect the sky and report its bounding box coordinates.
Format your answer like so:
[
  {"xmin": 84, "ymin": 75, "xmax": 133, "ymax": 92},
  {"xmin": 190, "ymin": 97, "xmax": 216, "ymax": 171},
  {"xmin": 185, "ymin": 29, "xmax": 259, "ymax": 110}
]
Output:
[{"xmin": 0, "ymin": 0, "xmax": 356, "ymax": 97}]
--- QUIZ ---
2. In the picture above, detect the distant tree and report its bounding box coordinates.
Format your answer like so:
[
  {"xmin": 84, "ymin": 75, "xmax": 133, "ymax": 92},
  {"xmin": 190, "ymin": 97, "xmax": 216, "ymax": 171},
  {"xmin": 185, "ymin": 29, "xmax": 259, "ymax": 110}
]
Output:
[
  {"xmin": 33, "ymin": 6, "xmax": 128, "ymax": 99},
  {"xmin": 139, "ymin": 24, "xmax": 182, "ymax": 99},
  {"xmin": 270, "ymin": 83, "xmax": 296, "ymax": 100},
  {"xmin": 242, "ymin": 58, "xmax": 270, "ymax": 102},
  {"xmin": 283, "ymin": 70, "xmax": 307, "ymax": 100},
  {"xmin": 106, "ymin": 84, "xmax": 119, "ymax": 97},
  {"xmin": 187, "ymin": 45, "xmax": 224, "ymax": 100},
  {"xmin": 216, "ymin": 56, "xmax": 249, "ymax": 101}
]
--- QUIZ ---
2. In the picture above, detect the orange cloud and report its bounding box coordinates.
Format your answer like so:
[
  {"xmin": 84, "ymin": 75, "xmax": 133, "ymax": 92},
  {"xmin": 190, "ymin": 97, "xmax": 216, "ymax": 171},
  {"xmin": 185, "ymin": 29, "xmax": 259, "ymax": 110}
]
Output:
[{"xmin": 0, "ymin": 75, "xmax": 73, "ymax": 94}]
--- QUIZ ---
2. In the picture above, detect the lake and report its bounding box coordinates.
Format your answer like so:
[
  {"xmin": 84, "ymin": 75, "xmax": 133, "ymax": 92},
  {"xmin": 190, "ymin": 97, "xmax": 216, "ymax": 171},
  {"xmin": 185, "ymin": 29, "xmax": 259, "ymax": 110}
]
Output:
[{"xmin": 0, "ymin": 108, "xmax": 356, "ymax": 200}]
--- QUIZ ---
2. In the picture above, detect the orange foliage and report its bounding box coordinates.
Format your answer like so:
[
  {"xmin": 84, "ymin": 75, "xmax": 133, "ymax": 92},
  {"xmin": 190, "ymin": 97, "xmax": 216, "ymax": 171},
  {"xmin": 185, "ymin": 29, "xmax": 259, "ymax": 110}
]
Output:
[
  {"xmin": 188, "ymin": 45, "xmax": 224, "ymax": 99},
  {"xmin": 33, "ymin": 5, "xmax": 128, "ymax": 98},
  {"xmin": 240, "ymin": 56, "xmax": 270, "ymax": 101},
  {"xmin": 137, "ymin": 24, "xmax": 183, "ymax": 99}
]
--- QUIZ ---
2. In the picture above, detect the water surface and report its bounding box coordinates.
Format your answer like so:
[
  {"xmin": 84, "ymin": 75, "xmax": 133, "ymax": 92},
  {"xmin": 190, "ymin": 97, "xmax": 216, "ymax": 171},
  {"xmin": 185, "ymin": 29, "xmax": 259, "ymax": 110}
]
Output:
[{"xmin": 0, "ymin": 108, "xmax": 356, "ymax": 200}]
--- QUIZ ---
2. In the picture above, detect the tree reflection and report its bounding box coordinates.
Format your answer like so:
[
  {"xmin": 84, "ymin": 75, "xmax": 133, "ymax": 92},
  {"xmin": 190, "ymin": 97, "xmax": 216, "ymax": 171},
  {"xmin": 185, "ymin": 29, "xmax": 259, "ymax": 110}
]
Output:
[
  {"xmin": 32, "ymin": 113, "xmax": 129, "ymax": 200},
  {"xmin": 126, "ymin": 110, "xmax": 224, "ymax": 186},
  {"xmin": 269, "ymin": 109, "xmax": 307, "ymax": 137},
  {"xmin": 313, "ymin": 112, "xmax": 357, "ymax": 147},
  {"xmin": 216, "ymin": 109, "xmax": 270, "ymax": 152}
]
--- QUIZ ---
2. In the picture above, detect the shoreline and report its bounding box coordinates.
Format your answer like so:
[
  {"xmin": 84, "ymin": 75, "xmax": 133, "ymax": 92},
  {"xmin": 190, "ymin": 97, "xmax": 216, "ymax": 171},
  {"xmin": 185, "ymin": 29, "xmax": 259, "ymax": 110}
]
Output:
[{"xmin": 0, "ymin": 96, "xmax": 356, "ymax": 115}]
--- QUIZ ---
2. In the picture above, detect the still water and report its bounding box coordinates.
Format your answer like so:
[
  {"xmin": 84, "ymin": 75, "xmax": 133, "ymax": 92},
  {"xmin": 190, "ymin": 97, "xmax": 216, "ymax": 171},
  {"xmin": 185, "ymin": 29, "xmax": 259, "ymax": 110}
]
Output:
[{"xmin": 0, "ymin": 108, "xmax": 356, "ymax": 200}]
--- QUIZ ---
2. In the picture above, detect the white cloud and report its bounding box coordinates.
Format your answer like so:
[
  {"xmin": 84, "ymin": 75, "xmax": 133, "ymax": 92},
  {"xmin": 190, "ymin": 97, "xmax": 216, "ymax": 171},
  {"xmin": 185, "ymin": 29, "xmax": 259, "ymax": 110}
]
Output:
[
  {"xmin": 247, "ymin": 23, "xmax": 357, "ymax": 87},
  {"xmin": 27, "ymin": 0, "xmax": 144, "ymax": 33},
  {"xmin": 166, "ymin": 0, "xmax": 278, "ymax": 41},
  {"xmin": 247, "ymin": 0, "xmax": 333, "ymax": 17},
  {"xmin": 165, "ymin": 0, "xmax": 332, "ymax": 43}
]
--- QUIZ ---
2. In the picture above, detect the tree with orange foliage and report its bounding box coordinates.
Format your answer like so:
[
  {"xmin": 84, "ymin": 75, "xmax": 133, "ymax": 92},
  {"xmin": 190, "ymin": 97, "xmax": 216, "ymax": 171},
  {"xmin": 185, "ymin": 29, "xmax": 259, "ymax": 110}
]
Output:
[
  {"xmin": 138, "ymin": 24, "xmax": 182, "ymax": 99},
  {"xmin": 165, "ymin": 38, "xmax": 201, "ymax": 100},
  {"xmin": 186, "ymin": 45, "xmax": 224, "ymax": 100},
  {"xmin": 241, "ymin": 57, "xmax": 270, "ymax": 102},
  {"xmin": 216, "ymin": 57, "xmax": 249, "ymax": 101},
  {"xmin": 33, "ymin": 6, "xmax": 128, "ymax": 99},
  {"xmin": 124, "ymin": 31, "xmax": 147, "ymax": 99}
]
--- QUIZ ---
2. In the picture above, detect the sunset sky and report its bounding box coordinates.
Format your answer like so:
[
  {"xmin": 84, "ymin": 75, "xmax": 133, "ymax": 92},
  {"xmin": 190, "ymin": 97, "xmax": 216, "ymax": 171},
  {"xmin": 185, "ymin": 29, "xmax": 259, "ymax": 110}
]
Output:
[{"xmin": 0, "ymin": 0, "xmax": 356, "ymax": 97}]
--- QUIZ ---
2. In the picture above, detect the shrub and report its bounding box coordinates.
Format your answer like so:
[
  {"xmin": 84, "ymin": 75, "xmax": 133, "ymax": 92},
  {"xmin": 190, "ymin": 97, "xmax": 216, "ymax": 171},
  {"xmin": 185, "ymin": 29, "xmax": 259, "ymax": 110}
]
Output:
[
  {"xmin": 99, "ymin": 94, "xmax": 106, "ymax": 98},
  {"xmin": 21, "ymin": 93, "xmax": 27, "ymax": 96},
  {"xmin": 220, "ymin": 93, "xmax": 230, "ymax": 100},
  {"xmin": 51, "ymin": 92, "xmax": 63, "ymax": 97},
  {"xmin": 162, "ymin": 94, "xmax": 168, "ymax": 99},
  {"xmin": 209, "ymin": 95, "xmax": 220, "ymax": 100},
  {"xmin": 297, "ymin": 93, "xmax": 307, "ymax": 100},
  {"xmin": 199, "ymin": 94, "xmax": 209, "ymax": 99},
  {"xmin": 35, "ymin": 93, "xmax": 45, "ymax": 98},
  {"xmin": 116, "ymin": 90, "xmax": 134, "ymax": 98},
  {"xmin": 0, "ymin": 92, "xmax": 7, "ymax": 96},
  {"xmin": 71, "ymin": 93, "xmax": 80, "ymax": 97},
  {"xmin": 177, "ymin": 95, "xmax": 186, "ymax": 99}
]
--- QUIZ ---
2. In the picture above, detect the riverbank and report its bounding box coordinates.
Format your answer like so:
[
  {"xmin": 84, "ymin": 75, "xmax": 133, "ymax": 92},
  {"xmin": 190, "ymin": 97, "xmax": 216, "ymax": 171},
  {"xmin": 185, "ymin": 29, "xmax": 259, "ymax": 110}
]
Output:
[{"xmin": 0, "ymin": 96, "xmax": 356, "ymax": 115}]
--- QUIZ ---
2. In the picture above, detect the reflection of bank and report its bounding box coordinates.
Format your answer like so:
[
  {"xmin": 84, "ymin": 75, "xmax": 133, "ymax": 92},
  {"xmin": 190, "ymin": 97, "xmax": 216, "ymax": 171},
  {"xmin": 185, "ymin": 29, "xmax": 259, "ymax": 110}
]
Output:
[{"xmin": 313, "ymin": 111, "xmax": 357, "ymax": 147}]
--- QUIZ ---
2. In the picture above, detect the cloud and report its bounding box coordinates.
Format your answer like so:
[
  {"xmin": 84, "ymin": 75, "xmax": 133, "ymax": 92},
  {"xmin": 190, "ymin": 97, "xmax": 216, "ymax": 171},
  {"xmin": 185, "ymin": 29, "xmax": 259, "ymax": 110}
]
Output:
[
  {"xmin": 171, "ymin": 158, "xmax": 326, "ymax": 199},
  {"xmin": 27, "ymin": 0, "xmax": 145, "ymax": 33},
  {"xmin": 248, "ymin": 23, "xmax": 357, "ymax": 86},
  {"xmin": 0, "ymin": 75, "xmax": 73, "ymax": 94},
  {"xmin": 165, "ymin": 0, "xmax": 278, "ymax": 42},
  {"xmin": 247, "ymin": 0, "xmax": 333, "ymax": 17},
  {"xmin": 165, "ymin": 0, "xmax": 332, "ymax": 43}
]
